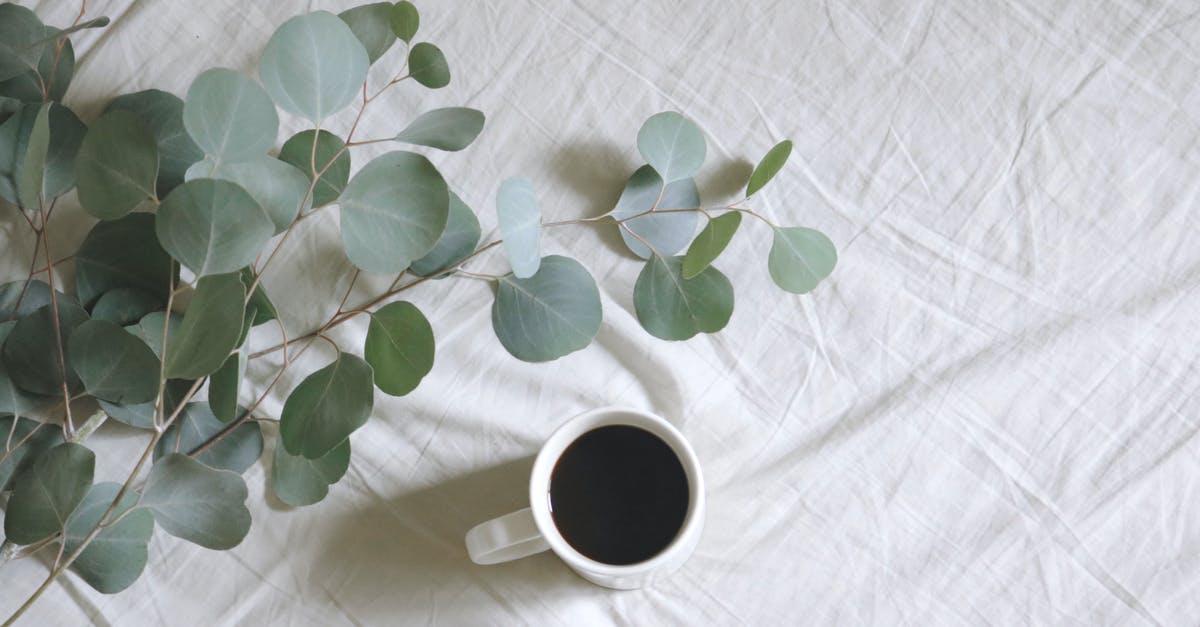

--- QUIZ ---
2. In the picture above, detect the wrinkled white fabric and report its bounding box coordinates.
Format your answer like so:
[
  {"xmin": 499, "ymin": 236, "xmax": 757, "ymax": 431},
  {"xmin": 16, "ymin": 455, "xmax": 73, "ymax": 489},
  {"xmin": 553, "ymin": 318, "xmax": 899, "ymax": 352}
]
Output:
[{"xmin": 2, "ymin": 0, "xmax": 1198, "ymax": 624}]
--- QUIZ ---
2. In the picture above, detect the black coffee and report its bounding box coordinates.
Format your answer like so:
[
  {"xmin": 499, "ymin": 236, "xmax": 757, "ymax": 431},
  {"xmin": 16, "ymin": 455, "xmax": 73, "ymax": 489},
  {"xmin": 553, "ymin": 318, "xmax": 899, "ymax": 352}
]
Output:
[{"xmin": 548, "ymin": 425, "xmax": 689, "ymax": 565}]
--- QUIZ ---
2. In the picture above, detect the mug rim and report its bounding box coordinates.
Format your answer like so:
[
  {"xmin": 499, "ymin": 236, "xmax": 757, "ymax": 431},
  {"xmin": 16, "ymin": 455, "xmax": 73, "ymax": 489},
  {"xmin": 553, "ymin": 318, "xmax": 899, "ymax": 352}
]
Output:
[{"xmin": 528, "ymin": 406, "xmax": 705, "ymax": 579}]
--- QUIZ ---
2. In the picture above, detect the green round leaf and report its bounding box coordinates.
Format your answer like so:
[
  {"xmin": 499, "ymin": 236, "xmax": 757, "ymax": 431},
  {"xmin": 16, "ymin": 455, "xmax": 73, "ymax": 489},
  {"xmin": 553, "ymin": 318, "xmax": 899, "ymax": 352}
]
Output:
[
  {"xmin": 75, "ymin": 109, "xmax": 159, "ymax": 219},
  {"xmin": 0, "ymin": 102, "xmax": 85, "ymax": 207},
  {"xmin": 279, "ymin": 352, "xmax": 374, "ymax": 459},
  {"xmin": 634, "ymin": 255, "xmax": 733, "ymax": 341},
  {"xmin": 0, "ymin": 4, "xmax": 47, "ymax": 82},
  {"xmin": 746, "ymin": 139, "xmax": 792, "ymax": 197},
  {"xmin": 682, "ymin": 212, "xmax": 741, "ymax": 279},
  {"xmin": 768, "ymin": 226, "xmax": 837, "ymax": 294},
  {"xmin": 0, "ymin": 279, "xmax": 53, "ymax": 321},
  {"xmin": 408, "ymin": 42, "xmax": 450, "ymax": 89},
  {"xmin": 4, "ymin": 442, "xmax": 94, "ymax": 544},
  {"xmin": 395, "ymin": 107, "xmax": 485, "ymax": 152},
  {"xmin": 99, "ymin": 377, "xmax": 192, "ymax": 430},
  {"xmin": 491, "ymin": 255, "xmax": 602, "ymax": 362},
  {"xmin": 365, "ymin": 301, "xmax": 434, "ymax": 396},
  {"xmin": 339, "ymin": 3, "xmax": 397, "ymax": 64},
  {"xmin": 183, "ymin": 68, "xmax": 278, "ymax": 165},
  {"xmin": 208, "ymin": 347, "xmax": 246, "ymax": 423},
  {"xmin": 105, "ymin": 89, "xmax": 204, "ymax": 196},
  {"xmin": 259, "ymin": 11, "xmax": 369, "ymax": 123},
  {"xmin": 196, "ymin": 157, "xmax": 311, "ymax": 233},
  {"xmin": 339, "ymin": 151, "xmax": 449, "ymax": 274},
  {"xmin": 0, "ymin": 323, "xmax": 45, "ymax": 416},
  {"xmin": 0, "ymin": 415, "xmax": 63, "ymax": 491},
  {"xmin": 409, "ymin": 192, "xmax": 481, "ymax": 277},
  {"xmin": 390, "ymin": 1, "xmax": 419, "ymax": 43},
  {"xmin": 63, "ymin": 482, "xmax": 154, "ymax": 594},
  {"xmin": 619, "ymin": 176, "xmax": 700, "ymax": 259},
  {"xmin": 609, "ymin": 164, "xmax": 660, "ymax": 220},
  {"xmin": 75, "ymin": 213, "xmax": 176, "ymax": 307},
  {"xmin": 636, "ymin": 111, "xmax": 706, "ymax": 183},
  {"xmin": 156, "ymin": 178, "xmax": 274, "ymax": 277},
  {"xmin": 496, "ymin": 176, "xmax": 541, "ymax": 278},
  {"xmin": 15, "ymin": 102, "xmax": 49, "ymax": 210},
  {"xmin": 90, "ymin": 288, "xmax": 162, "ymax": 326},
  {"xmin": 155, "ymin": 403, "xmax": 262, "ymax": 474},
  {"xmin": 1, "ymin": 300, "xmax": 89, "ymax": 396},
  {"xmin": 139, "ymin": 453, "xmax": 250, "ymax": 550},
  {"xmin": 272, "ymin": 439, "xmax": 350, "ymax": 507},
  {"xmin": 164, "ymin": 272, "xmax": 246, "ymax": 380},
  {"xmin": 278, "ymin": 129, "xmax": 349, "ymax": 207},
  {"xmin": 126, "ymin": 310, "xmax": 181, "ymax": 361},
  {"xmin": 68, "ymin": 319, "xmax": 160, "ymax": 404},
  {"xmin": 0, "ymin": 31, "xmax": 73, "ymax": 103}
]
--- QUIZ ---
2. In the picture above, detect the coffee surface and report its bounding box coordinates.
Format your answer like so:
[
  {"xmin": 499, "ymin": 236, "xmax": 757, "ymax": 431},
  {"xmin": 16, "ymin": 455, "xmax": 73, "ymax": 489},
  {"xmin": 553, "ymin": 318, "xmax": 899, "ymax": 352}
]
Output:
[{"xmin": 548, "ymin": 425, "xmax": 689, "ymax": 565}]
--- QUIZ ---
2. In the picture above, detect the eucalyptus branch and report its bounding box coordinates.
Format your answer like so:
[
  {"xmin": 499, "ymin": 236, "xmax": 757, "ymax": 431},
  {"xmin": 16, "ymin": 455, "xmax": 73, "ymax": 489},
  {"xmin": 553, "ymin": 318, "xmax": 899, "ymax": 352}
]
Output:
[{"xmin": 35, "ymin": 198, "xmax": 74, "ymax": 439}]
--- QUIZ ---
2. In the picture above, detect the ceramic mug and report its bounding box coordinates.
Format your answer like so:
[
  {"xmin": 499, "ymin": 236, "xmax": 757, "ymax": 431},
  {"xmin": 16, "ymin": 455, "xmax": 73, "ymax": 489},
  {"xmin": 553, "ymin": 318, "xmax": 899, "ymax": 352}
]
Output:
[{"xmin": 464, "ymin": 407, "xmax": 706, "ymax": 589}]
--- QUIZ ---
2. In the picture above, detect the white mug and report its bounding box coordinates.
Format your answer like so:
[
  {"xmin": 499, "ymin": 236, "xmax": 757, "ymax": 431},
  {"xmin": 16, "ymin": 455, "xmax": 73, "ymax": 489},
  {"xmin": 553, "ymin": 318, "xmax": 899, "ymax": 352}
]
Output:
[{"xmin": 464, "ymin": 407, "xmax": 706, "ymax": 589}]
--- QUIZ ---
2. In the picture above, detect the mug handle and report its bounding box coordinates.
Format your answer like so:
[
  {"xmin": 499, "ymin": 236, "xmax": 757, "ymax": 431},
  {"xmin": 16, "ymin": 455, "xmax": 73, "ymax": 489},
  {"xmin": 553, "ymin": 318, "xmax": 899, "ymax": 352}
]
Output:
[{"xmin": 465, "ymin": 508, "xmax": 551, "ymax": 565}]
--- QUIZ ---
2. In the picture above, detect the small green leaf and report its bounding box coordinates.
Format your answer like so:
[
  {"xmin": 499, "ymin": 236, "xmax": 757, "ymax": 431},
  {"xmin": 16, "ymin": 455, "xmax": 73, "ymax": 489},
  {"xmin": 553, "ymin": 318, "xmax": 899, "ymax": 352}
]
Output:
[
  {"xmin": 105, "ymin": 89, "xmax": 205, "ymax": 196},
  {"xmin": 408, "ymin": 42, "xmax": 449, "ymax": 89},
  {"xmin": 365, "ymin": 302, "xmax": 434, "ymax": 396},
  {"xmin": 272, "ymin": 439, "xmax": 350, "ymax": 507},
  {"xmin": 636, "ymin": 111, "xmax": 706, "ymax": 183},
  {"xmin": 409, "ymin": 192, "xmax": 481, "ymax": 277},
  {"xmin": 279, "ymin": 352, "xmax": 374, "ymax": 459},
  {"xmin": 0, "ymin": 415, "xmax": 63, "ymax": 491},
  {"xmin": 618, "ymin": 175, "xmax": 700, "ymax": 259},
  {"xmin": 75, "ymin": 110, "xmax": 159, "ymax": 220},
  {"xmin": 634, "ymin": 255, "xmax": 733, "ymax": 341},
  {"xmin": 496, "ymin": 177, "xmax": 541, "ymax": 278},
  {"xmin": 156, "ymin": 178, "xmax": 274, "ymax": 277},
  {"xmin": 99, "ymin": 377, "xmax": 192, "ymax": 430},
  {"xmin": 90, "ymin": 288, "xmax": 162, "ymax": 326},
  {"xmin": 63, "ymin": 482, "xmax": 154, "ymax": 594},
  {"xmin": 0, "ymin": 103, "xmax": 86, "ymax": 207},
  {"xmin": 125, "ymin": 311, "xmax": 181, "ymax": 361},
  {"xmin": 390, "ymin": 1, "xmax": 419, "ymax": 43},
  {"xmin": 164, "ymin": 272, "xmax": 246, "ymax": 380},
  {"xmin": 239, "ymin": 268, "xmax": 277, "ymax": 328},
  {"xmin": 1, "ymin": 300, "xmax": 89, "ymax": 396},
  {"xmin": 0, "ymin": 279, "xmax": 53, "ymax": 321},
  {"xmin": 155, "ymin": 403, "xmax": 262, "ymax": 473},
  {"xmin": 207, "ymin": 347, "xmax": 246, "ymax": 423},
  {"xmin": 491, "ymin": 256, "xmax": 602, "ymax": 362},
  {"xmin": 278, "ymin": 129, "xmax": 349, "ymax": 207},
  {"xmin": 4, "ymin": 442, "xmax": 94, "ymax": 544},
  {"xmin": 339, "ymin": 3, "xmax": 398, "ymax": 64},
  {"xmin": 682, "ymin": 212, "xmax": 741, "ymax": 279},
  {"xmin": 183, "ymin": 68, "xmax": 278, "ymax": 165},
  {"xmin": 68, "ymin": 319, "xmax": 160, "ymax": 405},
  {"xmin": 260, "ymin": 11, "xmax": 369, "ymax": 123},
  {"xmin": 74, "ymin": 213, "xmax": 176, "ymax": 307},
  {"xmin": 339, "ymin": 151, "xmax": 449, "ymax": 274},
  {"xmin": 139, "ymin": 453, "xmax": 250, "ymax": 550},
  {"xmin": 767, "ymin": 226, "xmax": 837, "ymax": 294},
  {"xmin": 197, "ymin": 157, "xmax": 311, "ymax": 233},
  {"xmin": 746, "ymin": 140, "xmax": 792, "ymax": 197},
  {"xmin": 395, "ymin": 108, "xmax": 485, "ymax": 151},
  {"xmin": 0, "ymin": 4, "xmax": 47, "ymax": 82},
  {"xmin": 0, "ymin": 323, "xmax": 44, "ymax": 416},
  {"xmin": 15, "ymin": 102, "xmax": 49, "ymax": 210}
]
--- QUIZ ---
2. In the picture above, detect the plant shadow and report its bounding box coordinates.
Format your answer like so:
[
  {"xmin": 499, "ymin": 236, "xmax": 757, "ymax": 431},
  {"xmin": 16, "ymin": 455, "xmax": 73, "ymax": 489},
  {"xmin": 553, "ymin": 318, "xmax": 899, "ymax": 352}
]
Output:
[{"xmin": 548, "ymin": 140, "xmax": 639, "ymax": 261}]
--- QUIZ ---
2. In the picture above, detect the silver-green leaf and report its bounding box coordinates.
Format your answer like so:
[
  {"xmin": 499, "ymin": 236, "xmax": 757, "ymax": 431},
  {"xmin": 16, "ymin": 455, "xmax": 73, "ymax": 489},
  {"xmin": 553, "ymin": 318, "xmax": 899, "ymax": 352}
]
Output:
[
  {"xmin": 767, "ymin": 226, "xmax": 837, "ymax": 294},
  {"xmin": 139, "ymin": 453, "xmax": 250, "ymax": 550},
  {"xmin": 395, "ymin": 107, "xmax": 485, "ymax": 152},
  {"xmin": 491, "ymin": 255, "xmax": 602, "ymax": 362},
  {"xmin": 63, "ymin": 482, "xmax": 154, "ymax": 594},
  {"xmin": 338, "ymin": 3, "xmax": 397, "ymax": 64},
  {"xmin": 496, "ymin": 176, "xmax": 541, "ymax": 278},
  {"xmin": 163, "ymin": 272, "xmax": 246, "ymax": 380},
  {"xmin": 99, "ymin": 377, "xmax": 191, "ymax": 430},
  {"xmin": 183, "ymin": 68, "xmax": 278, "ymax": 166},
  {"xmin": 68, "ymin": 319, "xmax": 160, "ymax": 405},
  {"xmin": 618, "ymin": 174, "xmax": 700, "ymax": 259},
  {"xmin": 409, "ymin": 192, "xmax": 480, "ymax": 277},
  {"xmin": 259, "ymin": 11, "xmax": 369, "ymax": 123},
  {"xmin": 155, "ymin": 403, "xmax": 262, "ymax": 474},
  {"xmin": 272, "ymin": 439, "xmax": 350, "ymax": 507},
  {"xmin": 4, "ymin": 442, "xmax": 94, "ymax": 544},
  {"xmin": 196, "ymin": 157, "xmax": 311, "ymax": 233},
  {"xmin": 634, "ymin": 255, "xmax": 733, "ymax": 341},
  {"xmin": 156, "ymin": 178, "xmax": 274, "ymax": 277},
  {"xmin": 75, "ymin": 110, "xmax": 159, "ymax": 220},
  {"xmin": 279, "ymin": 352, "xmax": 374, "ymax": 459},
  {"xmin": 636, "ymin": 111, "xmax": 706, "ymax": 183}
]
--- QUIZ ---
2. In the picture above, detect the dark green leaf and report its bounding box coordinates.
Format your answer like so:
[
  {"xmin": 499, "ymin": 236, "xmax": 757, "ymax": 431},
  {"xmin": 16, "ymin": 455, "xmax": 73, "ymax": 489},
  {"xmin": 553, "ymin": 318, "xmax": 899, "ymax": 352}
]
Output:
[
  {"xmin": 1, "ymin": 300, "xmax": 89, "ymax": 396},
  {"xmin": 0, "ymin": 102, "xmax": 85, "ymax": 206},
  {"xmin": 339, "ymin": 3, "xmax": 398, "ymax": 64},
  {"xmin": 0, "ymin": 279, "xmax": 53, "ymax": 321},
  {"xmin": 99, "ymin": 377, "xmax": 192, "ymax": 430},
  {"xmin": 279, "ymin": 352, "xmax": 374, "ymax": 459},
  {"xmin": 239, "ymin": 268, "xmax": 277, "ymax": 327},
  {"xmin": 496, "ymin": 176, "xmax": 541, "ymax": 278},
  {"xmin": 125, "ymin": 311, "xmax": 180, "ymax": 361},
  {"xmin": 0, "ymin": 27, "xmax": 72, "ymax": 102},
  {"xmin": 408, "ymin": 42, "xmax": 449, "ymax": 89},
  {"xmin": 0, "ymin": 4, "xmax": 46, "ymax": 82},
  {"xmin": 156, "ymin": 178, "xmax": 274, "ymax": 277},
  {"xmin": 746, "ymin": 140, "xmax": 792, "ymax": 197},
  {"xmin": 259, "ymin": 11, "xmax": 369, "ymax": 123},
  {"xmin": 491, "ymin": 256, "xmax": 602, "ymax": 362},
  {"xmin": 390, "ymin": 1, "xmax": 419, "ymax": 43},
  {"xmin": 207, "ymin": 348, "xmax": 246, "ymax": 423},
  {"xmin": 767, "ymin": 226, "xmax": 837, "ymax": 294},
  {"xmin": 183, "ymin": 68, "xmax": 278, "ymax": 165},
  {"xmin": 682, "ymin": 212, "xmax": 741, "ymax": 279},
  {"xmin": 155, "ymin": 403, "xmax": 262, "ymax": 473},
  {"xmin": 139, "ymin": 453, "xmax": 250, "ymax": 550},
  {"xmin": 68, "ymin": 319, "xmax": 160, "ymax": 404},
  {"xmin": 74, "ymin": 213, "xmax": 176, "ymax": 307},
  {"xmin": 105, "ymin": 89, "xmax": 204, "ymax": 196},
  {"xmin": 4, "ymin": 442, "xmax": 94, "ymax": 544},
  {"xmin": 272, "ymin": 439, "xmax": 350, "ymax": 507},
  {"xmin": 0, "ymin": 323, "xmax": 45, "ymax": 416},
  {"xmin": 90, "ymin": 288, "xmax": 162, "ymax": 326},
  {"xmin": 365, "ymin": 301, "xmax": 434, "ymax": 396},
  {"xmin": 63, "ymin": 482, "xmax": 154, "ymax": 594},
  {"xmin": 0, "ymin": 415, "xmax": 62, "ymax": 491},
  {"xmin": 163, "ymin": 272, "xmax": 245, "ymax": 380},
  {"xmin": 633, "ymin": 255, "xmax": 733, "ymax": 341},
  {"xmin": 409, "ymin": 192, "xmax": 480, "ymax": 277},
  {"xmin": 15, "ymin": 102, "xmax": 49, "ymax": 210},
  {"xmin": 75, "ymin": 110, "xmax": 159, "ymax": 219},
  {"xmin": 278, "ymin": 129, "xmax": 349, "ymax": 207},
  {"xmin": 394, "ymin": 107, "xmax": 484, "ymax": 151}
]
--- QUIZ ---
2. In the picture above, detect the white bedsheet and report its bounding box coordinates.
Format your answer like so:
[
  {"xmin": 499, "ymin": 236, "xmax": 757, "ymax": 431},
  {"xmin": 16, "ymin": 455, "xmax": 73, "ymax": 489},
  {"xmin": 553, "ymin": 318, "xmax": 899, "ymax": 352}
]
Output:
[{"xmin": 3, "ymin": 0, "xmax": 1199, "ymax": 624}]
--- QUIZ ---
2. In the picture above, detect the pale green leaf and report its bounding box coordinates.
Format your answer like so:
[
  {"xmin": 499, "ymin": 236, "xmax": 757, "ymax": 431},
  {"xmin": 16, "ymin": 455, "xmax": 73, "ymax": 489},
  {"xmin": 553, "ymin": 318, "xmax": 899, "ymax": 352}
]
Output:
[
  {"xmin": 634, "ymin": 255, "xmax": 733, "ymax": 341},
  {"xmin": 618, "ymin": 174, "xmax": 700, "ymax": 259},
  {"xmin": 156, "ymin": 178, "xmax": 274, "ymax": 277},
  {"xmin": 491, "ymin": 255, "xmax": 602, "ymax": 362},
  {"xmin": 339, "ymin": 3, "xmax": 397, "ymax": 64},
  {"xmin": 139, "ymin": 453, "xmax": 250, "ymax": 550},
  {"xmin": 198, "ymin": 157, "xmax": 311, "ymax": 233},
  {"xmin": 63, "ymin": 482, "xmax": 154, "ymax": 594},
  {"xmin": 636, "ymin": 111, "xmax": 706, "ymax": 183},
  {"xmin": 768, "ymin": 226, "xmax": 837, "ymax": 294},
  {"xmin": 395, "ymin": 107, "xmax": 484, "ymax": 151},
  {"xmin": 3, "ymin": 442, "xmax": 94, "ymax": 544},
  {"xmin": 259, "ymin": 11, "xmax": 369, "ymax": 123},
  {"xmin": 409, "ymin": 192, "xmax": 480, "ymax": 277},
  {"xmin": 183, "ymin": 68, "xmax": 278, "ymax": 165},
  {"xmin": 496, "ymin": 176, "xmax": 541, "ymax": 278},
  {"xmin": 155, "ymin": 403, "xmax": 262, "ymax": 473}
]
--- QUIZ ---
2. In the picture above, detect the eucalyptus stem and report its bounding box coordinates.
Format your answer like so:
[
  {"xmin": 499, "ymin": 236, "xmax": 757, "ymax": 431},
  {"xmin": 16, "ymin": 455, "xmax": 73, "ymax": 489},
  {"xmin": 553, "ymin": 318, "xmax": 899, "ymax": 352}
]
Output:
[{"xmin": 35, "ymin": 198, "xmax": 74, "ymax": 439}]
